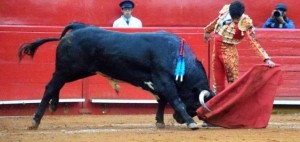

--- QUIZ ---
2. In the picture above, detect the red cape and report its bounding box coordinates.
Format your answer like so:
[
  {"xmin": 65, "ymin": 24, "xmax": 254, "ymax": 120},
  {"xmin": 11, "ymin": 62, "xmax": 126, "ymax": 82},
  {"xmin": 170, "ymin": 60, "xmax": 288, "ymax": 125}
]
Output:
[{"xmin": 197, "ymin": 65, "xmax": 283, "ymax": 128}]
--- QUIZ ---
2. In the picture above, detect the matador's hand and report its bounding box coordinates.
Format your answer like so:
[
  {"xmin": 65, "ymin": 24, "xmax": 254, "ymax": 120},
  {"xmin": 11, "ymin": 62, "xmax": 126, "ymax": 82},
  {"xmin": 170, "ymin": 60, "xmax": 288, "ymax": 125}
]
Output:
[{"xmin": 265, "ymin": 59, "xmax": 276, "ymax": 68}]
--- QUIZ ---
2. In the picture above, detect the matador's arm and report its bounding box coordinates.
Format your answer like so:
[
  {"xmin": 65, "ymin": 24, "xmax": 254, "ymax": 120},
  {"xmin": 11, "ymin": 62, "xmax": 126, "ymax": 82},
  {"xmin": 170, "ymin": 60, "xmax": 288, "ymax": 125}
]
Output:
[
  {"xmin": 204, "ymin": 18, "xmax": 218, "ymax": 34},
  {"xmin": 204, "ymin": 4, "xmax": 230, "ymax": 34},
  {"xmin": 239, "ymin": 14, "xmax": 271, "ymax": 61},
  {"xmin": 245, "ymin": 30, "xmax": 270, "ymax": 61}
]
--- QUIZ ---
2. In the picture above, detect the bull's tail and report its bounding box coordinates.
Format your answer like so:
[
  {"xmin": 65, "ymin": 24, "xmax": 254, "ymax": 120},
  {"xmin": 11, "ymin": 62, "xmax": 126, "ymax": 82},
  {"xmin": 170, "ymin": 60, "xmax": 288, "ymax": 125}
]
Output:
[
  {"xmin": 18, "ymin": 38, "xmax": 60, "ymax": 62},
  {"xmin": 18, "ymin": 22, "xmax": 89, "ymax": 62}
]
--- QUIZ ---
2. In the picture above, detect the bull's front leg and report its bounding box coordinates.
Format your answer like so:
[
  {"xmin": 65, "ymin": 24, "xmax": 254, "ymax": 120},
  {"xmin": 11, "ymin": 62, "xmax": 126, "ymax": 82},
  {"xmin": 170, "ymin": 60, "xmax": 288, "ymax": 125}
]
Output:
[
  {"xmin": 151, "ymin": 73, "xmax": 197, "ymax": 129},
  {"xmin": 155, "ymin": 97, "xmax": 167, "ymax": 128},
  {"xmin": 169, "ymin": 97, "xmax": 198, "ymax": 130}
]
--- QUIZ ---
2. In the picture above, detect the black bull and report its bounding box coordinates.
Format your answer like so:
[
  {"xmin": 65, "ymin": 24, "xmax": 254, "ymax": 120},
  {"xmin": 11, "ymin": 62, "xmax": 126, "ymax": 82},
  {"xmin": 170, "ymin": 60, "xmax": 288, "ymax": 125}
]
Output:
[{"xmin": 18, "ymin": 22, "xmax": 214, "ymax": 130}]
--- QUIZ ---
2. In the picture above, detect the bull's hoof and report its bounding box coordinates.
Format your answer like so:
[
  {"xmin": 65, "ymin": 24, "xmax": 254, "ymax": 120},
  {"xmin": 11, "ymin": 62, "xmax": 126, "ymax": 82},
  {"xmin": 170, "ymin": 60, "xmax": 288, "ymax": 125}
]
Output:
[
  {"xmin": 155, "ymin": 122, "xmax": 165, "ymax": 128},
  {"xmin": 49, "ymin": 104, "xmax": 57, "ymax": 112},
  {"xmin": 49, "ymin": 100, "xmax": 58, "ymax": 112},
  {"xmin": 28, "ymin": 119, "xmax": 40, "ymax": 130},
  {"xmin": 187, "ymin": 123, "xmax": 199, "ymax": 130}
]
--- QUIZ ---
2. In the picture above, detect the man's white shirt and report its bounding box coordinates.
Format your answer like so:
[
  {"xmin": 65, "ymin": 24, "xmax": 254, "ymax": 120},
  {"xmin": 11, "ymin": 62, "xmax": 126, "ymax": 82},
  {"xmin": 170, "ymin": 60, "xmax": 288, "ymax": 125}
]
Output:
[{"xmin": 113, "ymin": 16, "xmax": 142, "ymax": 28}]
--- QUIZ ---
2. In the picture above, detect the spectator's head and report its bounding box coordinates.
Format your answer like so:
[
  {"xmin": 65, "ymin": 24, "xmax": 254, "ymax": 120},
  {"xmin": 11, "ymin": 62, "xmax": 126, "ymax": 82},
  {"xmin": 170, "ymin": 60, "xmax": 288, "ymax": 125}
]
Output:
[
  {"xmin": 275, "ymin": 3, "xmax": 287, "ymax": 11},
  {"xmin": 274, "ymin": 3, "xmax": 287, "ymax": 17},
  {"xmin": 119, "ymin": 0, "xmax": 135, "ymax": 18},
  {"xmin": 229, "ymin": 1, "xmax": 245, "ymax": 22}
]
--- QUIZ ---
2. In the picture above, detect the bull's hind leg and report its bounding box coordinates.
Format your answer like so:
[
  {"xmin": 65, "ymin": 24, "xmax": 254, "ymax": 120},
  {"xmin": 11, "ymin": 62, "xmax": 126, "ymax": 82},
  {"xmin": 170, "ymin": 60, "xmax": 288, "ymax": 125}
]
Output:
[
  {"xmin": 29, "ymin": 73, "xmax": 66, "ymax": 130},
  {"xmin": 155, "ymin": 97, "xmax": 167, "ymax": 128},
  {"xmin": 49, "ymin": 95, "xmax": 59, "ymax": 112},
  {"xmin": 29, "ymin": 72, "xmax": 93, "ymax": 130},
  {"xmin": 48, "ymin": 72, "xmax": 93, "ymax": 112}
]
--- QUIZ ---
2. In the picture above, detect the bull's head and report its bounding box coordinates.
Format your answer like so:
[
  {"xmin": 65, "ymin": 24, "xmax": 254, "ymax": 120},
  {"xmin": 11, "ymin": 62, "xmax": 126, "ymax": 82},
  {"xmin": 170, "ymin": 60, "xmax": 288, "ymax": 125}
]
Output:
[{"xmin": 173, "ymin": 90, "xmax": 214, "ymax": 124}]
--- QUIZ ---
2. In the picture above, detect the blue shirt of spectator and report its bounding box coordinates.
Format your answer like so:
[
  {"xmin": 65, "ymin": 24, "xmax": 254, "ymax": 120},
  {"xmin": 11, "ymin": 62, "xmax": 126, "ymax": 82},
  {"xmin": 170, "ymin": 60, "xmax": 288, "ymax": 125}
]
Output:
[{"xmin": 262, "ymin": 3, "xmax": 295, "ymax": 29}]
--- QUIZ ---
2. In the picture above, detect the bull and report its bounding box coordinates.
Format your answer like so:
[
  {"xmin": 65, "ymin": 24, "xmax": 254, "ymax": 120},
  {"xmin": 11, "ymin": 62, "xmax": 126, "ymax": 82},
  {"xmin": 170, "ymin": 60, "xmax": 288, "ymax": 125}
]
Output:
[{"xmin": 18, "ymin": 22, "xmax": 214, "ymax": 130}]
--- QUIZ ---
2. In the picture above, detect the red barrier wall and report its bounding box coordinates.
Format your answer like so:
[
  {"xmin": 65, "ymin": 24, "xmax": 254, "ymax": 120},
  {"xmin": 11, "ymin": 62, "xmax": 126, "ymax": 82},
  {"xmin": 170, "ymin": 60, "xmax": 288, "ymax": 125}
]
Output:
[
  {"xmin": 0, "ymin": 25, "xmax": 300, "ymax": 116},
  {"xmin": 0, "ymin": 26, "xmax": 208, "ymax": 101},
  {"xmin": 237, "ymin": 29, "xmax": 300, "ymax": 98},
  {"xmin": 0, "ymin": 26, "xmax": 208, "ymax": 115},
  {"xmin": 0, "ymin": 0, "xmax": 299, "ymax": 28}
]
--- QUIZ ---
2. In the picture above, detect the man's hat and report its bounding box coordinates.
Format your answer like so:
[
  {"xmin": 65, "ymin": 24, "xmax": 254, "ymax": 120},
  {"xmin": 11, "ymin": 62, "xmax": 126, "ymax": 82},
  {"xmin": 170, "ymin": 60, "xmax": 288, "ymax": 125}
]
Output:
[
  {"xmin": 119, "ymin": 0, "xmax": 135, "ymax": 9},
  {"xmin": 275, "ymin": 3, "xmax": 287, "ymax": 11}
]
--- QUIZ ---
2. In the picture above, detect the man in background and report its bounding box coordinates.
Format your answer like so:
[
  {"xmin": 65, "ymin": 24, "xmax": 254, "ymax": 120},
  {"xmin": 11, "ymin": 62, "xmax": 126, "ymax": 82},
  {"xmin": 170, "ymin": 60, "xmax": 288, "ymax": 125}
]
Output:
[{"xmin": 113, "ymin": 0, "xmax": 142, "ymax": 28}]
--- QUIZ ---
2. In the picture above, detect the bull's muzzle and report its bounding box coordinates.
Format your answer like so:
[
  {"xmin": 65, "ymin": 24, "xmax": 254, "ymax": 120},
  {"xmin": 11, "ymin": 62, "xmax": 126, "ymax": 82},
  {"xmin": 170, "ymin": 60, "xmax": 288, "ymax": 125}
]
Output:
[{"xmin": 199, "ymin": 90, "xmax": 211, "ymax": 112}]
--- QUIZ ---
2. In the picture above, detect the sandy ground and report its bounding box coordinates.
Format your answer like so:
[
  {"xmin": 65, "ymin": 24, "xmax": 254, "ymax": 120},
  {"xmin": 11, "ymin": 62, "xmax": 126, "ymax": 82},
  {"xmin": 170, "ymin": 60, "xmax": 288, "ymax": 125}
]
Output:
[{"xmin": 1, "ymin": 114, "xmax": 300, "ymax": 142}]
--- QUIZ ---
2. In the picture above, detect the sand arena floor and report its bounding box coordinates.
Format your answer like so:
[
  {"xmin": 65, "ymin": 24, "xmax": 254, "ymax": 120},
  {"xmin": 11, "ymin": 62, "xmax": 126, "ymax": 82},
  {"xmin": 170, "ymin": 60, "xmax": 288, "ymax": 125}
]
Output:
[{"xmin": 1, "ymin": 114, "xmax": 300, "ymax": 142}]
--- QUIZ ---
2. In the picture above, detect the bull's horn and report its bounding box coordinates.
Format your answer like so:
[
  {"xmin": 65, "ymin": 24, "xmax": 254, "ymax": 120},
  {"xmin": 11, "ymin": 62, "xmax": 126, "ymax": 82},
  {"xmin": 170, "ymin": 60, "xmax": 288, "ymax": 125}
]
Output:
[{"xmin": 199, "ymin": 90, "xmax": 211, "ymax": 112}]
